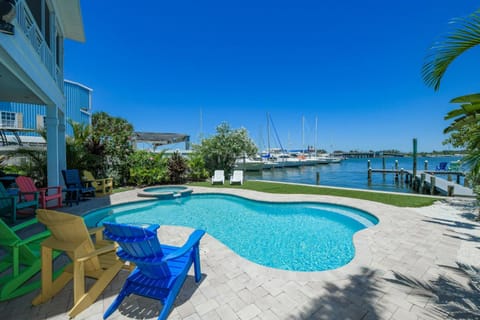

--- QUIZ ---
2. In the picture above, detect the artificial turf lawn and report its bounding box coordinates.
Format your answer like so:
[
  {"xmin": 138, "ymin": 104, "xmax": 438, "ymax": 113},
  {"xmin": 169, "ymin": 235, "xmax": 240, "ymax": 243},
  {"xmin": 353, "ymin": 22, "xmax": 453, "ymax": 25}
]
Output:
[{"xmin": 188, "ymin": 180, "xmax": 440, "ymax": 207}]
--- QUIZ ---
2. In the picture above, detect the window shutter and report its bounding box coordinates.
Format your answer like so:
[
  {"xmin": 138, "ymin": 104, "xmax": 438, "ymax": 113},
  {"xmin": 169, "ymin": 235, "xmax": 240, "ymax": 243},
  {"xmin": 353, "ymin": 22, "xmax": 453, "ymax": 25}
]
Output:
[
  {"xmin": 16, "ymin": 113, "xmax": 23, "ymax": 128},
  {"xmin": 36, "ymin": 114, "xmax": 44, "ymax": 129}
]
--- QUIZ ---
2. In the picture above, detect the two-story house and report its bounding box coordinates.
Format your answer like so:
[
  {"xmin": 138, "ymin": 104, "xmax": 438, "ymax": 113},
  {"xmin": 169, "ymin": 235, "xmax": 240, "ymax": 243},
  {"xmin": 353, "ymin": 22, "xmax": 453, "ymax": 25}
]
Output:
[{"xmin": 0, "ymin": 0, "xmax": 85, "ymax": 187}]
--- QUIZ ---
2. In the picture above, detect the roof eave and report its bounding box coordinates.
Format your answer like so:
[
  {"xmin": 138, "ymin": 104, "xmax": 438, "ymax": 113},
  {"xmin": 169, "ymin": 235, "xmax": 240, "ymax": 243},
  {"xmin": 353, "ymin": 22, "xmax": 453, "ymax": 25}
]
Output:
[{"xmin": 51, "ymin": 0, "xmax": 85, "ymax": 42}]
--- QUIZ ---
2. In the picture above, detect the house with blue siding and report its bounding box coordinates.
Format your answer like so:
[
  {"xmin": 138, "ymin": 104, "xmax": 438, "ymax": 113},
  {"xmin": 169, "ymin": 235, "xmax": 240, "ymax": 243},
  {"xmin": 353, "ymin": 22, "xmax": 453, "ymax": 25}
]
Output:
[
  {"xmin": 0, "ymin": 80, "xmax": 92, "ymax": 145},
  {"xmin": 0, "ymin": 0, "xmax": 85, "ymax": 186}
]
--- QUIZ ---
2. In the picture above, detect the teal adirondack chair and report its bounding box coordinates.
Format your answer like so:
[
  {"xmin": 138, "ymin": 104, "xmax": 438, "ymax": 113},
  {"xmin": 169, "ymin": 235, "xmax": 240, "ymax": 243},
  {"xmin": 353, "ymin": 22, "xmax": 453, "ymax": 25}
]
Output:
[
  {"xmin": 103, "ymin": 222, "xmax": 205, "ymax": 320},
  {"xmin": 0, "ymin": 217, "xmax": 61, "ymax": 301},
  {"xmin": 0, "ymin": 182, "xmax": 39, "ymax": 225}
]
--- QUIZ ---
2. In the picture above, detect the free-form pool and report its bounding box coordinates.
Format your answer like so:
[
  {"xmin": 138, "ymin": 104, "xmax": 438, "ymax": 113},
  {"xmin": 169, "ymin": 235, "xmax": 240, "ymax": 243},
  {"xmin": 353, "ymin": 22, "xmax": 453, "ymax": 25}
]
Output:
[{"xmin": 85, "ymin": 194, "xmax": 378, "ymax": 271}]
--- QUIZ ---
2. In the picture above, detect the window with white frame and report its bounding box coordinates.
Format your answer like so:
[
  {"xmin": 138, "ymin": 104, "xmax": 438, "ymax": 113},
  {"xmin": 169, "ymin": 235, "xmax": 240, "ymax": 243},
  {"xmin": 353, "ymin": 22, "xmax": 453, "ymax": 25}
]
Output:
[{"xmin": 1, "ymin": 112, "xmax": 16, "ymax": 128}]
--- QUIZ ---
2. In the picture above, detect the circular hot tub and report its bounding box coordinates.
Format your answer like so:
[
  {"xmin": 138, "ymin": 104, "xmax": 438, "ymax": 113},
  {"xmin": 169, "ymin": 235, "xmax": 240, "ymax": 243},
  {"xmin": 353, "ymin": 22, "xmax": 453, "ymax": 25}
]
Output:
[{"xmin": 138, "ymin": 185, "xmax": 193, "ymax": 199}]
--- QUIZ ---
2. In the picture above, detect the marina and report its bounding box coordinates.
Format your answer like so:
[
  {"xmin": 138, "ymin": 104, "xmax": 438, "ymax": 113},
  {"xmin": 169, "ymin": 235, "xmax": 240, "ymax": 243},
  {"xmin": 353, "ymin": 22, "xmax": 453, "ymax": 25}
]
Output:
[{"xmin": 244, "ymin": 156, "xmax": 473, "ymax": 196}]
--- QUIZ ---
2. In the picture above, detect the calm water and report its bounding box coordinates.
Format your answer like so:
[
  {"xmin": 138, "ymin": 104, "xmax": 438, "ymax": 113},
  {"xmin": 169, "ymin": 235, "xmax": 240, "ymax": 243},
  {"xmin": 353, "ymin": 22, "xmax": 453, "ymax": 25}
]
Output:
[
  {"xmin": 87, "ymin": 194, "xmax": 378, "ymax": 271},
  {"xmin": 246, "ymin": 156, "xmax": 463, "ymax": 194}
]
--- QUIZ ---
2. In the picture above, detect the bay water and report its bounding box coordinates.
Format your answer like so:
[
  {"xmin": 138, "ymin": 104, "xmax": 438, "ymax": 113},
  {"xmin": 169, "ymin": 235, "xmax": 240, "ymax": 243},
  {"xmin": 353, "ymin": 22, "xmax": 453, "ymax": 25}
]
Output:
[{"xmin": 245, "ymin": 156, "xmax": 463, "ymax": 194}]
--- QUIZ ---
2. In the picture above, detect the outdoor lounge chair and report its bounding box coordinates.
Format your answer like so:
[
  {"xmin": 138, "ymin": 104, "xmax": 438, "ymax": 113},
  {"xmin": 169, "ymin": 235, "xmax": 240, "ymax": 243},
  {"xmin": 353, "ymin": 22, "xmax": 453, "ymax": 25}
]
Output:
[
  {"xmin": 102, "ymin": 222, "xmax": 205, "ymax": 320},
  {"xmin": 15, "ymin": 176, "xmax": 62, "ymax": 209},
  {"xmin": 0, "ymin": 182, "xmax": 38, "ymax": 224},
  {"xmin": 230, "ymin": 170, "xmax": 244, "ymax": 185},
  {"xmin": 32, "ymin": 209, "xmax": 125, "ymax": 318},
  {"xmin": 0, "ymin": 217, "xmax": 62, "ymax": 301},
  {"xmin": 82, "ymin": 170, "xmax": 113, "ymax": 194},
  {"xmin": 435, "ymin": 162, "xmax": 448, "ymax": 171},
  {"xmin": 62, "ymin": 169, "xmax": 96, "ymax": 205},
  {"xmin": 211, "ymin": 170, "xmax": 225, "ymax": 185}
]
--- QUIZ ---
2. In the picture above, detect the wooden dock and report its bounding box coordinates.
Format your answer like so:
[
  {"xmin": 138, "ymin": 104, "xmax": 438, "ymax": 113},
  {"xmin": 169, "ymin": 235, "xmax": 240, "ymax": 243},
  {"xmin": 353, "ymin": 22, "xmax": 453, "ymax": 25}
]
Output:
[{"xmin": 369, "ymin": 168, "xmax": 475, "ymax": 197}]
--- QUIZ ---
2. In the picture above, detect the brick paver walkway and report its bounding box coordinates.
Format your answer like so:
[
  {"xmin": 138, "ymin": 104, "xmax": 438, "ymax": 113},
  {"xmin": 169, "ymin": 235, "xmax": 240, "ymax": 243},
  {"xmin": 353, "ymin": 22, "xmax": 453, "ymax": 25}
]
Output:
[{"xmin": 1, "ymin": 186, "xmax": 478, "ymax": 320}]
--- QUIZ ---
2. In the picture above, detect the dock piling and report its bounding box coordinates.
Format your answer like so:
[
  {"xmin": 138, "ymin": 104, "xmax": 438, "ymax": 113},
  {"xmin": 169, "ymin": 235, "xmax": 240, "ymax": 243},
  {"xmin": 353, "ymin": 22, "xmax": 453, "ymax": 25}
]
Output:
[
  {"xmin": 448, "ymin": 185, "xmax": 454, "ymax": 197},
  {"xmin": 316, "ymin": 172, "xmax": 320, "ymax": 185},
  {"xmin": 430, "ymin": 176, "xmax": 436, "ymax": 195},
  {"xmin": 420, "ymin": 173, "xmax": 426, "ymax": 193},
  {"xmin": 368, "ymin": 160, "xmax": 372, "ymax": 182}
]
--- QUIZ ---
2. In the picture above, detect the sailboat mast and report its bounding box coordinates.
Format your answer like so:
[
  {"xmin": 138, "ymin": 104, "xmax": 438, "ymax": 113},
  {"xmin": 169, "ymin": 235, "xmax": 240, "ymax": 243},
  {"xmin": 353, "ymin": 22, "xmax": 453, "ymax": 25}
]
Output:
[
  {"xmin": 315, "ymin": 116, "xmax": 318, "ymax": 155},
  {"xmin": 302, "ymin": 115, "xmax": 305, "ymax": 153},
  {"xmin": 267, "ymin": 112, "xmax": 271, "ymax": 155}
]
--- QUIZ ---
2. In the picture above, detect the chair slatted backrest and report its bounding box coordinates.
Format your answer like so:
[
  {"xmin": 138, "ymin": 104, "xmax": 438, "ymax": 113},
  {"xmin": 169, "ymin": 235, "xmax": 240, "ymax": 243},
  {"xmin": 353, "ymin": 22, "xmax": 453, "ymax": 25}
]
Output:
[
  {"xmin": 233, "ymin": 170, "xmax": 243, "ymax": 180},
  {"xmin": 0, "ymin": 218, "xmax": 37, "ymax": 264},
  {"xmin": 15, "ymin": 176, "xmax": 37, "ymax": 202},
  {"xmin": 0, "ymin": 182, "xmax": 13, "ymax": 213},
  {"xmin": 62, "ymin": 169, "xmax": 82, "ymax": 187},
  {"xmin": 103, "ymin": 222, "xmax": 171, "ymax": 279},
  {"xmin": 36, "ymin": 209, "xmax": 101, "ymax": 271},
  {"xmin": 214, "ymin": 170, "xmax": 224, "ymax": 179}
]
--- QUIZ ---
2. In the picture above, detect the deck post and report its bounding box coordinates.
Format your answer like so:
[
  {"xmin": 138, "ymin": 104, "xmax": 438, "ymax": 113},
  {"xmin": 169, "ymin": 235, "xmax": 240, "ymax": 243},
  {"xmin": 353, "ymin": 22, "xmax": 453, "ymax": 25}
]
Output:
[
  {"xmin": 457, "ymin": 175, "xmax": 461, "ymax": 184},
  {"xmin": 424, "ymin": 160, "xmax": 428, "ymax": 171},
  {"xmin": 413, "ymin": 138, "xmax": 418, "ymax": 179},
  {"xmin": 367, "ymin": 160, "xmax": 371, "ymax": 182},
  {"xmin": 447, "ymin": 174, "xmax": 452, "ymax": 182},
  {"xmin": 420, "ymin": 173, "xmax": 426, "ymax": 193},
  {"xmin": 382, "ymin": 157, "xmax": 386, "ymax": 179},
  {"xmin": 430, "ymin": 176, "xmax": 436, "ymax": 195},
  {"xmin": 464, "ymin": 178, "xmax": 469, "ymax": 188},
  {"xmin": 447, "ymin": 185, "xmax": 454, "ymax": 197}
]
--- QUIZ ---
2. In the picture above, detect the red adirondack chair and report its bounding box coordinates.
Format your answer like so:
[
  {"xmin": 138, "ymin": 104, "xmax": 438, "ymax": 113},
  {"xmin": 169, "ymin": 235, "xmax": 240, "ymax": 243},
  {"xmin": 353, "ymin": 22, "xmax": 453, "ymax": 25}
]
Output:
[{"xmin": 15, "ymin": 176, "xmax": 62, "ymax": 209}]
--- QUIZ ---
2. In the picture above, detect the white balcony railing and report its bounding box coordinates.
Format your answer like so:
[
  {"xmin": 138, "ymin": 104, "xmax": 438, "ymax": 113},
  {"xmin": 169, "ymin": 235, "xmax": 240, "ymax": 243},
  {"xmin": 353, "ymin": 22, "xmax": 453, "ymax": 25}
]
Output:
[{"xmin": 15, "ymin": 0, "xmax": 64, "ymax": 92}]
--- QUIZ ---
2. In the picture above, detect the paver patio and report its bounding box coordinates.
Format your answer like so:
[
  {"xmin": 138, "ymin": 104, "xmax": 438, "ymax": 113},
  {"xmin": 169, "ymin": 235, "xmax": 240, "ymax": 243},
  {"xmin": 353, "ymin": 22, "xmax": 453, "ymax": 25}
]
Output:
[{"xmin": 0, "ymin": 186, "xmax": 478, "ymax": 320}]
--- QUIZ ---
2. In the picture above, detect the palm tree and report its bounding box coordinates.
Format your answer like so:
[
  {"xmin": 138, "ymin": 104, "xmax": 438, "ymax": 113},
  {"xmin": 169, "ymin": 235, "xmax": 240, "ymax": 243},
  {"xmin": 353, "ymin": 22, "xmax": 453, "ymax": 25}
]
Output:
[{"xmin": 422, "ymin": 8, "xmax": 480, "ymax": 209}]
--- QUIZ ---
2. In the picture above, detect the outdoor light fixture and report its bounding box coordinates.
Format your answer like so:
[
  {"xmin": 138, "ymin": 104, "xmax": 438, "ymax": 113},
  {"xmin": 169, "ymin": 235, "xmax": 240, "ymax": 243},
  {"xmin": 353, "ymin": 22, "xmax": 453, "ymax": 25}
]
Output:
[{"xmin": 0, "ymin": 0, "xmax": 15, "ymax": 35}]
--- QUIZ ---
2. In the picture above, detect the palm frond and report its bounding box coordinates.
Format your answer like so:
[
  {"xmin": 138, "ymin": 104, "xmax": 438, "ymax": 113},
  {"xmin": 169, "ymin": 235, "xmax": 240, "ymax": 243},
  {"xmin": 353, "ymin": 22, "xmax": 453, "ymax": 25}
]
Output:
[{"xmin": 422, "ymin": 9, "xmax": 480, "ymax": 90}]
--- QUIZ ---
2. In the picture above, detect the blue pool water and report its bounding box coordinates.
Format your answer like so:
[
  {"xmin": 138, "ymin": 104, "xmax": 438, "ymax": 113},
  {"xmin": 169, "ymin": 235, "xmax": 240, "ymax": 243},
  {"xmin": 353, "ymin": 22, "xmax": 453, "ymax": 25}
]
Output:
[{"xmin": 85, "ymin": 194, "xmax": 378, "ymax": 272}]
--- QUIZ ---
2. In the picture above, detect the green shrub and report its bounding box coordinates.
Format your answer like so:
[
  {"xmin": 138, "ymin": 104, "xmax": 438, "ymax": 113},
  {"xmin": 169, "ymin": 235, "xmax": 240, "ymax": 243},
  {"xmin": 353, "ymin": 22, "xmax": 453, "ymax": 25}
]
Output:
[{"xmin": 128, "ymin": 150, "xmax": 168, "ymax": 186}]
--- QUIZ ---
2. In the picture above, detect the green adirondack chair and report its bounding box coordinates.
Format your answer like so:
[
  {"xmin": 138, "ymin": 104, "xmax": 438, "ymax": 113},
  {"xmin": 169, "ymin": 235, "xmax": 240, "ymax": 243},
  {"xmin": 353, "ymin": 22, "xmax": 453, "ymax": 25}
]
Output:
[
  {"xmin": 0, "ymin": 182, "xmax": 39, "ymax": 225},
  {"xmin": 0, "ymin": 217, "xmax": 61, "ymax": 301}
]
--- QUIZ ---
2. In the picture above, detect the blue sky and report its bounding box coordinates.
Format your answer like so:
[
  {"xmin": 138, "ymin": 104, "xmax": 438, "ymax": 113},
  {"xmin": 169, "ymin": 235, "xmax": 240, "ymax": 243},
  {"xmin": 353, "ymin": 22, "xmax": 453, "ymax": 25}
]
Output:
[{"xmin": 64, "ymin": 1, "xmax": 480, "ymax": 152}]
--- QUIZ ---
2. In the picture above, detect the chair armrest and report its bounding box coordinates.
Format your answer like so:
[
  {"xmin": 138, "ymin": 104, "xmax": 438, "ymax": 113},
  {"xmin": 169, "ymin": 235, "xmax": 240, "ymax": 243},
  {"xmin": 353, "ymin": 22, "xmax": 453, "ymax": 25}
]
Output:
[
  {"xmin": 0, "ymin": 195, "xmax": 15, "ymax": 203},
  {"xmin": 11, "ymin": 217, "xmax": 39, "ymax": 232},
  {"xmin": 88, "ymin": 226, "xmax": 104, "ymax": 242},
  {"xmin": 16, "ymin": 230, "xmax": 51, "ymax": 247},
  {"xmin": 76, "ymin": 243, "xmax": 117, "ymax": 262},
  {"xmin": 163, "ymin": 230, "xmax": 205, "ymax": 262},
  {"xmin": 40, "ymin": 186, "xmax": 62, "ymax": 195},
  {"xmin": 18, "ymin": 191, "xmax": 39, "ymax": 201},
  {"xmin": 40, "ymin": 186, "xmax": 62, "ymax": 191}
]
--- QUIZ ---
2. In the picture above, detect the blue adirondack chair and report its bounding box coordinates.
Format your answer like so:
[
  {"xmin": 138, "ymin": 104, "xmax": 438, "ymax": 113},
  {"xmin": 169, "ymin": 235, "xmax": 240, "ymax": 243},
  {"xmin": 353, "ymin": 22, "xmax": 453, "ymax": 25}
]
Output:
[
  {"xmin": 61, "ymin": 169, "xmax": 96, "ymax": 205},
  {"xmin": 102, "ymin": 222, "xmax": 205, "ymax": 320},
  {"xmin": 435, "ymin": 162, "xmax": 448, "ymax": 171}
]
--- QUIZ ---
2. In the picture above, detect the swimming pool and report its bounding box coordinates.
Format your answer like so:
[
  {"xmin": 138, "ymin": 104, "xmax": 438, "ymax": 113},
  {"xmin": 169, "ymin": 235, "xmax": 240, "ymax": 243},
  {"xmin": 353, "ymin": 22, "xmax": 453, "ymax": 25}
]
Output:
[
  {"xmin": 138, "ymin": 185, "xmax": 193, "ymax": 199},
  {"xmin": 85, "ymin": 194, "xmax": 378, "ymax": 272}
]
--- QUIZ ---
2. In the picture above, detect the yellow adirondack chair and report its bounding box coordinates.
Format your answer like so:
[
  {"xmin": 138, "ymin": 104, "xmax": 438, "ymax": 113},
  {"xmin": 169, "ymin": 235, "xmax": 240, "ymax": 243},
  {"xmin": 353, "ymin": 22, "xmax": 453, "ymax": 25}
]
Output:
[
  {"xmin": 82, "ymin": 170, "xmax": 113, "ymax": 194},
  {"xmin": 32, "ymin": 209, "xmax": 125, "ymax": 318}
]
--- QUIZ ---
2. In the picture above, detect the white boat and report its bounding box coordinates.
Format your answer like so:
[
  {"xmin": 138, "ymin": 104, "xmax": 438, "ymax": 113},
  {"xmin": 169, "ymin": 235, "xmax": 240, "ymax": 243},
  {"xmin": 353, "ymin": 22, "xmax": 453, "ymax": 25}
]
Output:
[{"xmin": 235, "ymin": 157, "xmax": 264, "ymax": 171}]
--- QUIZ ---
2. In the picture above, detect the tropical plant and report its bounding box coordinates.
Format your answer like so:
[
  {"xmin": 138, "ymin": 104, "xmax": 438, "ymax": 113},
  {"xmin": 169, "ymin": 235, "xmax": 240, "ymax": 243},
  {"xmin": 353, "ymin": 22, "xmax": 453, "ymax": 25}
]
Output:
[
  {"xmin": 128, "ymin": 150, "xmax": 168, "ymax": 186},
  {"xmin": 422, "ymin": 9, "xmax": 480, "ymax": 91},
  {"xmin": 66, "ymin": 120, "xmax": 103, "ymax": 171},
  {"xmin": 422, "ymin": 9, "xmax": 480, "ymax": 214},
  {"xmin": 186, "ymin": 150, "xmax": 209, "ymax": 181},
  {"xmin": 91, "ymin": 112, "xmax": 134, "ymax": 185},
  {"xmin": 8, "ymin": 147, "xmax": 47, "ymax": 186},
  {"xmin": 167, "ymin": 151, "xmax": 188, "ymax": 184},
  {"xmin": 197, "ymin": 122, "xmax": 258, "ymax": 176}
]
